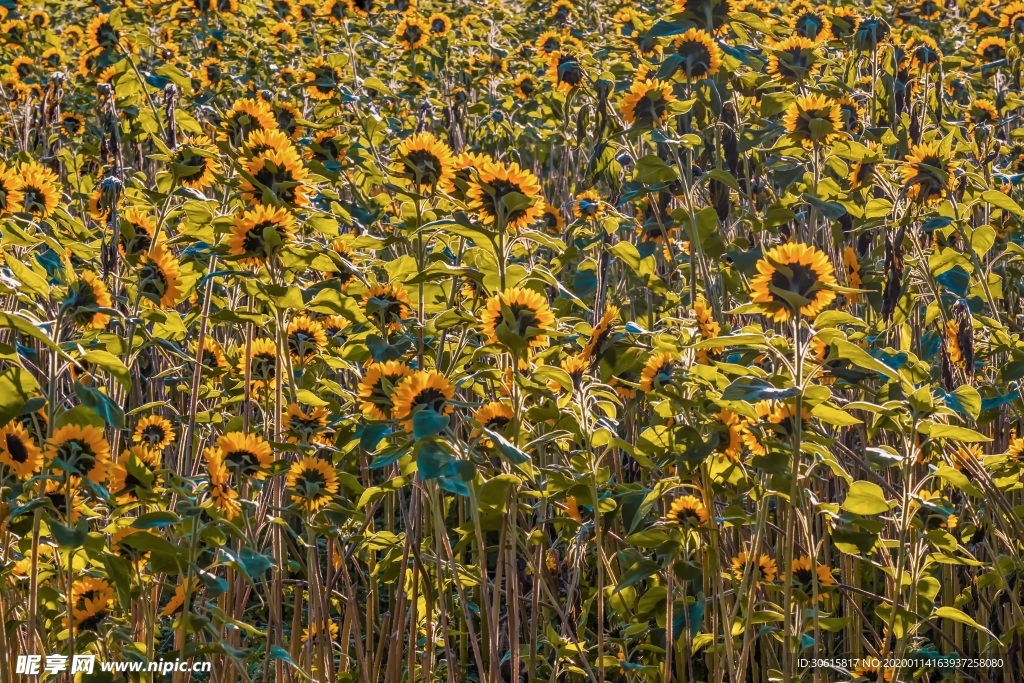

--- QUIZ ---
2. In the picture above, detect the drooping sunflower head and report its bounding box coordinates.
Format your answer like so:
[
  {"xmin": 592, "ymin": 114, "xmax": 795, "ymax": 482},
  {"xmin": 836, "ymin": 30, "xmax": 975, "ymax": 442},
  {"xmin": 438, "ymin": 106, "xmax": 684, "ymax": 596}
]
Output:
[
  {"xmin": 907, "ymin": 36, "xmax": 941, "ymax": 72},
  {"xmin": 174, "ymin": 135, "xmax": 222, "ymax": 190},
  {"xmin": 133, "ymin": 415, "xmax": 175, "ymax": 450},
  {"xmin": 391, "ymin": 370, "xmax": 455, "ymax": 432},
  {"xmin": 66, "ymin": 271, "xmax": 112, "ymax": 329},
  {"xmin": 666, "ymin": 495, "xmax": 709, "ymax": 526},
  {"xmin": 137, "ymin": 243, "xmax": 184, "ymax": 308},
  {"xmin": 287, "ymin": 315, "xmax": 327, "ymax": 363},
  {"xmin": 750, "ymin": 242, "xmax": 837, "ymax": 322},
  {"xmin": 731, "ymin": 551, "xmax": 778, "ymax": 583},
  {"xmin": 396, "ymin": 15, "xmax": 429, "ymax": 50},
  {"xmin": 362, "ymin": 283, "xmax": 412, "ymax": 332},
  {"xmin": 672, "ymin": 28, "xmax": 722, "ymax": 80},
  {"xmin": 480, "ymin": 287, "xmax": 556, "ymax": 353},
  {"xmin": 216, "ymin": 432, "xmax": 273, "ymax": 479},
  {"xmin": 620, "ymin": 79, "xmax": 677, "ymax": 126},
  {"xmin": 547, "ymin": 51, "xmax": 584, "ymax": 94},
  {"xmin": 782, "ymin": 94, "xmax": 844, "ymax": 148},
  {"xmin": 0, "ymin": 421, "xmax": 43, "ymax": 479},
  {"xmin": 789, "ymin": 8, "xmax": 831, "ymax": 43},
  {"xmin": 900, "ymin": 142, "xmax": 954, "ymax": 203},
  {"xmin": 228, "ymin": 204, "xmax": 297, "ymax": 266},
  {"xmin": 287, "ymin": 457, "xmax": 339, "ymax": 511},
  {"xmin": 639, "ymin": 351, "xmax": 676, "ymax": 393},
  {"xmin": 16, "ymin": 161, "xmax": 61, "ymax": 217},
  {"xmin": 46, "ymin": 424, "xmax": 111, "ymax": 485},
  {"xmin": 466, "ymin": 160, "xmax": 543, "ymax": 233},
  {"xmin": 766, "ymin": 36, "xmax": 819, "ymax": 83},
  {"xmin": 358, "ymin": 360, "xmax": 414, "ymax": 420},
  {"xmin": 392, "ymin": 132, "xmax": 456, "ymax": 190}
]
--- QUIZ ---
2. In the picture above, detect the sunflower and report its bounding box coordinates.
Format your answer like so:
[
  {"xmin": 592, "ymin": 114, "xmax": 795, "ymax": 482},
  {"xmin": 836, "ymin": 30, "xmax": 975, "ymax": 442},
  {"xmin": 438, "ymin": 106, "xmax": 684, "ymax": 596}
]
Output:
[
  {"xmin": 481, "ymin": 287, "xmax": 555, "ymax": 353},
  {"xmin": 967, "ymin": 99, "xmax": 999, "ymax": 129},
  {"xmin": 851, "ymin": 664, "xmax": 894, "ymax": 681},
  {"xmin": 358, "ymin": 360, "xmax": 414, "ymax": 420},
  {"xmin": 42, "ymin": 477, "xmax": 84, "ymax": 523},
  {"xmin": 0, "ymin": 163, "xmax": 21, "ymax": 215},
  {"xmin": 174, "ymin": 135, "xmax": 222, "ymax": 190},
  {"xmin": 269, "ymin": 21, "xmax": 297, "ymax": 45},
  {"xmin": 1000, "ymin": 2, "xmax": 1024, "ymax": 32},
  {"xmin": 900, "ymin": 142, "xmax": 953, "ymax": 203},
  {"xmin": 782, "ymin": 94, "xmax": 843, "ymax": 148},
  {"xmin": 440, "ymin": 150, "xmax": 493, "ymax": 200},
  {"xmin": 363, "ymin": 283, "xmax": 412, "ymax": 332},
  {"xmin": 789, "ymin": 8, "xmax": 831, "ymax": 43},
  {"xmin": 0, "ymin": 421, "xmax": 43, "ymax": 479},
  {"xmin": 547, "ymin": 51, "xmax": 584, "ymax": 93},
  {"xmin": 204, "ymin": 448, "xmax": 241, "ymax": 518},
  {"xmin": 580, "ymin": 306, "xmax": 619, "ymax": 363},
  {"xmin": 119, "ymin": 208, "xmax": 155, "ymax": 257},
  {"xmin": 466, "ymin": 160, "xmax": 543, "ymax": 232},
  {"xmin": 9, "ymin": 56, "xmax": 33, "ymax": 89},
  {"xmin": 133, "ymin": 415, "xmax": 176, "ymax": 450},
  {"xmin": 197, "ymin": 58, "xmax": 223, "ymax": 90},
  {"xmin": 228, "ymin": 204, "xmax": 296, "ymax": 265},
  {"xmin": 620, "ymin": 79, "xmax": 676, "ymax": 126},
  {"xmin": 301, "ymin": 620, "xmax": 340, "ymax": 646},
  {"xmin": 66, "ymin": 271, "xmax": 112, "ymax": 329},
  {"xmin": 473, "ymin": 402, "xmax": 514, "ymax": 447},
  {"xmin": 391, "ymin": 370, "xmax": 455, "ymax": 432},
  {"xmin": 843, "ymin": 246, "xmax": 862, "ymax": 300},
  {"xmin": 750, "ymin": 242, "xmax": 837, "ymax": 322},
  {"xmin": 307, "ymin": 129, "xmax": 347, "ymax": 167},
  {"xmin": 195, "ymin": 336, "xmax": 228, "ymax": 374},
  {"xmin": 217, "ymin": 432, "xmax": 273, "ymax": 479},
  {"xmin": 161, "ymin": 579, "xmax": 198, "ymax": 617},
  {"xmin": 70, "ymin": 577, "xmax": 114, "ymax": 629},
  {"xmin": 978, "ymin": 36, "xmax": 1007, "ymax": 63},
  {"xmin": 288, "ymin": 315, "xmax": 327, "ymax": 363},
  {"xmin": 713, "ymin": 409, "xmax": 745, "ymax": 462},
  {"xmin": 639, "ymin": 351, "xmax": 675, "ymax": 393},
  {"xmin": 908, "ymin": 36, "xmax": 941, "ymax": 72},
  {"xmin": 304, "ymin": 56, "xmax": 342, "ymax": 100},
  {"xmin": 672, "ymin": 28, "xmax": 721, "ymax": 80},
  {"xmin": 323, "ymin": 315, "xmax": 349, "ymax": 342},
  {"xmin": 731, "ymin": 551, "xmax": 778, "ymax": 583},
  {"xmin": 344, "ymin": 0, "xmax": 373, "ymax": 19},
  {"xmin": 274, "ymin": 100, "xmax": 303, "ymax": 139},
  {"xmin": 109, "ymin": 445, "xmax": 161, "ymax": 503},
  {"xmin": 138, "ymin": 243, "xmax": 184, "ymax": 308},
  {"xmin": 666, "ymin": 495, "xmax": 709, "ymax": 526},
  {"xmin": 287, "ymin": 457, "xmax": 339, "ymax": 511},
  {"xmin": 323, "ymin": 0, "xmax": 347, "ymax": 23},
  {"xmin": 293, "ymin": 0, "xmax": 319, "ymax": 22},
  {"xmin": 836, "ymin": 95, "xmax": 863, "ymax": 134},
  {"xmin": 969, "ymin": 5, "xmax": 998, "ymax": 29},
  {"xmin": 766, "ymin": 36, "xmax": 819, "ymax": 83},
  {"xmin": 572, "ymin": 189, "xmax": 605, "ymax": 220},
  {"xmin": 284, "ymin": 403, "xmax": 329, "ymax": 444},
  {"xmin": 86, "ymin": 14, "xmax": 120, "ymax": 49},
  {"xmin": 540, "ymin": 202, "xmax": 564, "ymax": 234},
  {"xmin": 59, "ymin": 112, "xmax": 84, "ymax": 137},
  {"xmin": 535, "ymin": 29, "xmax": 564, "ymax": 56},
  {"xmin": 786, "ymin": 556, "xmax": 835, "ymax": 594},
  {"xmin": 396, "ymin": 15, "xmax": 429, "ymax": 50},
  {"xmin": 392, "ymin": 132, "xmax": 456, "ymax": 190},
  {"xmin": 547, "ymin": 355, "xmax": 588, "ymax": 393},
  {"xmin": 217, "ymin": 97, "xmax": 278, "ymax": 146},
  {"xmin": 15, "ymin": 161, "xmax": 60, "ymax": 217},
  {"xmin": 241, "ymin": 145, "xmax": 310, "ymax": 207},
  {"xmin": 46, "ymin": 424, "xmax": 111, "ymax": 485},
  {"xmin": 238, "ymin": 337, "xmax": 278, "ymax": 393}
]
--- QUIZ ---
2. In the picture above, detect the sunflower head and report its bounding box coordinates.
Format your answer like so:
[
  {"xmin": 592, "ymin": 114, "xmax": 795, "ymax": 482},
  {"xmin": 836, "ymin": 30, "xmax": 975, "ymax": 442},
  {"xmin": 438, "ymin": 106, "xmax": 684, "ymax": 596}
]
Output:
[
  {"xmin": 473, "ymin": 402, "xmax": 514, "ymax": 447},
  {"xmin": 287, "ymin": 457, "xmax": 340, "ymax": 511},
  {"xmin": 547, "ymin": 51, "xmax": 584, "ymax": 94},
  {"xmin": 666, "ymin": 495, "xmax": 709, "ymax": 526},
  {"xmin": 392, "ymin": 132, "xmax": 456, "ymax": 190},
  {"xmin": 240, "ymin": 145, "xmax": 310, "ymax": 207},
  {"xmin": 138, "ymin": 243, "xmax": 184, "ymax": 308},
  {"xmin": 65, "ymin": 271, "xmax": 112, "ymax": 329},
  {"xmin": 672, "ymin": 28, "xmax": 722, "ymax": 80},
  {"xmin": 0, "ymin": 421, "xmax": 43, "ymax": 479},
  {"xmin": 789, "ymin": 9, "xmax": 831, "ymax": 43},
  {"xmin": 109, "ymin": 445, "xmax": 161, "ymax": 503},
  {"xmin": 284, "ymin": 403, "xmax": 330, "ymax": 444},
  {"xmin": 787, "ymin": 556, "xmax": 836, "ymax": 595},
  {"xmin": 288, "ymin": 315, "xmax": 327, "ymax": 363},
  {"xmin": 391, "ymin": 370, "xmax": 455, "ymax": 432},
  {"xmin": 363, "ymin": 283, "xmax": 412, "ymax": 333},
  {"xmin": 228, "ymin": 204, "xmax": 296, "ymax": 266},
  {"xmin": 133, "ymin": 416, "xmax": 176, "ymax": 450},
  {"xmin": 749, "ymin": 242, "xmax": 837, "ymax": 322},
  {"xmin": 639, "ymin": 351, "xmax": 676, "ymax": 393},
  {"xmin": 782, "ymin": 94, "xmax": 844, "ymax": 148},
  {"xmin": 467, "ymin": 161, "xmax": 543, "ymax": 233},
  {"xmin": 70, "ymin": 576, "xmax": 114, "ymax": 630},
  {"xmin": 216, "ymin": 432, "xmax": 273, "ymax": 479},
  {"xmin": 46, "ymin": 424, "xmax": 111, "ymax": 485},
  {"xmin": 620, "ymin": 79, "xmax": 677, "ymax": 127},
  {"xmin": 16, "ymin": 161, "xmax": 61, "ymax": 217},
  {"xmin": 766, "ymin": 36, "xmax": 819, "ymax": 83},
  {"xmin": 900, "ymin": 142, "xmax": 954, "ymax": 203},
  {"xmin": 731, "ymin": 551, "xmax": 778, "ymax": 583},
  {"xmin": 481, "ymin": 287, "xmax": 556, "ymax": 355},
  {"xmin": 174, "ymin": 135, "xmax": 222, "ymax": 190},
  {"xmin": 396, "ymin": 16, "xmax": 429, "ymax": 50},
  {"xmin": 358, "ymin": 360, "xmax": 414, "ymax": 420}
]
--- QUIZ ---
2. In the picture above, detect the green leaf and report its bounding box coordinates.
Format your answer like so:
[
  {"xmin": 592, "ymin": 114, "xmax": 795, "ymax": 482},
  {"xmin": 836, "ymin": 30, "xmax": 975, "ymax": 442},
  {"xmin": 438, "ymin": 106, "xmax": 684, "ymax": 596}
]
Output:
[
  {"xmin": 841, "ymin": 481, "xmax": 891, "ymax": 515},
  {"xmin": 615, "ymin": 559, "xmax": 660, "ymax": 593},
  {"xmin": 933, "ymin": 606, "xmax": 995, "ymax": 636},
  {"xmin": 950, "ymin": 385, "xmax": 981, "ymax": 420},
  {"xmin": 412, "ymin": 409, "xmax": 449, "ymax": 440},
  {"xmin": 981, "ymin": 189, "xmax": 1024, "ymax": 217},
  {"xmin": 49, "ymin": 519, "xmax": 88, "ymax": 548},
  {"xmin": 0, "ymin": 366, "xmax": 39, "ymax": 426},
  {"xmin": 81, "ymin": 350, "xmax": 132, "ymax": 390},
  {"xmin": 73, "ymin": 382, "xmax": 125, "ymax": 429},
  {"xmin": 832, "ymin": 340, "xmax": 898, "ymax": 380},
  {"xmin": 634, "ymin": 155, "xmax": 678, "ymax": 185},
  {"xmin": 926, "ymin": 424, "xmax": 991, "ymax": 443},
  {"xmin": 132, "ymin": 511, "xmax": 181, "ymax": 529}
]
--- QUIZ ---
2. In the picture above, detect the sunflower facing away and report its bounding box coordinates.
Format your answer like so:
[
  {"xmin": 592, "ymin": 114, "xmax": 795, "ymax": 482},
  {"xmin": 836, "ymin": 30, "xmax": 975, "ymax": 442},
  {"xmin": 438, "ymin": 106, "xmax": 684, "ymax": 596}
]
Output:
[
  {"xmin": 363, "ymin": 283, "xmax": 412, "ymax": 332},
  {"xmin": 767, "ymin": 36, "xmax": 819, "ymax": 83},
  {"xmin": 138, "ymin": 243, "xmax": 184, "ymax": 308},
  {"xmin": 0, "ymin": 421, "xmax": 43, "ymax": 479},
  {"xmin": 731, "ymin": 551, "xmax": 778, "ymax": 583},
  {"xmin": 109, "ymin": 445, "xmax": 162, "ymax": 503},
  {"xmin": 240, "ymin": 145, "xmax": 310, "ymax": 207},
  {"xmin": 391, "ymin": 370, "xmax": 456, "ymax": 432},
  {"xmin": 46, "ymin": 424, "xmax": 111, "ymax": 485},
  {"xmin": 392, "ymin": 132, "xmax": 456, "ymax": 190},
  {"xmin": 786, "ymin": 556, "xmax": 836, "ymax": 594},
  {"xmin": 466, "ymin": 160, "xmax": 543, "ymax": 233},
  {"xmin": 750, "ymin": 242, "xmax": 838, "ymax": 322},
  {"xmin": 174, "ymin": 135, "xmax": 222, "ymax": 190},
  {"xmin": 620, "ymin": 79, "xmax": 676, "ymax": 126},
  {"xmin": 287, "ymin": 315, "xmax": 328, "ymax": 363},
  {"xmin": 216, "ymin": 432, "xmax": 274, "ymax": 479},
  {"xmin": 358, "ymin": 360, "xmax": 414, "ymax": 420},
  {"xmin": 639, "ymin": 351, "xmax": 675, "ymax": 393},
  {"xmin": 284, "ymin": 403, "xmax": 329, "ymax": 444},
  {"xmin": 900, "ymin": 142, "xmax": 954, "ymax": 204},
  {"xmin": 66, "ymin": 271, "xmax": 112, "ymax": 329},
  {"xmin": 473, "ymin": 402, "xmax": 514, "ymax": 447},
  {"xmin": 547, "ymin": 52, "xmax": 584, "ymax": 93},
  {"xmin": 228, "ymin": 204, "xmax": 296, "ymax": 265},
  {"xmin": 70, "ymin": 576, "xmax": 114, "ymax": 629},
  {"xmin": 15, "ymin": 161, "xmax": 61, "ymax": 218},
  {"xmin": 481, "ymin": 287, "xmax": 556, "ymax": 353},
  {"xmin": 782, "ymin": 94, "xmax": 844, "ymax": 148},
  {"xmin": 287, "ymin": 457, "xmax": 340, "ymax": 511},
  {"xmin": 672, "ymin": 28, "xmax": 721, "ymax": 80},
  {"xmin": 133, "ymin": 415, "xmax": 176, "ymax": 450}
]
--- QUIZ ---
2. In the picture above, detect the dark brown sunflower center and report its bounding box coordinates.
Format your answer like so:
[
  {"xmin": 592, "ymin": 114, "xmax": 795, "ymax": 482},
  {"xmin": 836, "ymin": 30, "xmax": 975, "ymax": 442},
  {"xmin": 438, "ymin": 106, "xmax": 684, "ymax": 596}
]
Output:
[
  {"xmin": 141, "ymin": 425, "xmax": 166, "ymax": 445},
  {"xmin": 915, "ymin": 47, "xmax": 939, "ymax": 66},
  {"xmin": 69, "ymin": 283, "xmax": 101, "ymax": 324},
  {"xmin": 632, "ymin": 93, "xmax": 667, "ymax": 123},
  {"xmin": 485, "ymin": 416, "xmax": 511, "ymax": 430},
  {"xmin": 677, "ymin": 41, "xmax": 712, "ymax": 75},
  {"xmin": 556, "ymin": 56, "xmax": 582, "ymax": 86},
  {"xmin": 242, "ymin": 221, "xmax": 278, "ymax": 253},
  {"xmin": 792, "ymin": 567, "xmax": 814, "ymax": 586},
  {"xmin": 402, "ymin": 26, "xmax": 423, "ymax": 46},
  {"xmin": 121, "ymin": 225, "xmax": 152, "ymax": 254},
  {"xmin": 507, "ymin": 304, "xmax": 541, "ymax": 337},
  {"xmin": 254, "ymin": 165, "xmax": 301, "ymax": 203},
  {"xmin": 251, "ymin": 352, "xmax": 277, "ymax": 380},
  {"xmin": 673, "ymin": 506, "xmax": 701, "ymax": 523},
  {"xmin": 770, "ymin": 263, "xmax": 819, "ymax": 300},
  {"xmin": 297, "ymin": 469, "xmax": 327, "ymax": 491},
  {"xmin": 5, "ymin": 434, "xmax": 29, "ymax": 463},
  {"xmin": 64, "ymin": 117, "xmax": 83, "ymax": 134},
  {"xmin": 432, "ymin": 18, "xmax": 447, "ymax": 32},
  {"xmin": 779, "ymin": 50, "xmax": 812, "ymax": 77},
  {"xmin": 918, "ymin": 0, "xmax": 938, "ymax": 15},
  {"xmin": 983, "ymin": 45, "xmax": 1005, "ymax": 61},
  {"xmin": 16, "ymin": 63, "xmax": 30, "ymax": 79},
  {"xmin": 411, "ymin": 389, "xmax": 448, "ymax": 413},
  {"xmin": 95, "ymin": 23, "xmax": 119, "ymax": 47},
  {"xmin": 205, "ymin": 63, "xmax": 222, "ymax": 82},
  {"xmin": 22, "ymin": 186, "xmax": 46, "ymax": 212},
  {"xmin": 519, "ymin": 77, "xmax": 535, "ymax": 96},
  {"xmin": 224, "ymin": 449, "xmax": 260, "ymax": 473}
]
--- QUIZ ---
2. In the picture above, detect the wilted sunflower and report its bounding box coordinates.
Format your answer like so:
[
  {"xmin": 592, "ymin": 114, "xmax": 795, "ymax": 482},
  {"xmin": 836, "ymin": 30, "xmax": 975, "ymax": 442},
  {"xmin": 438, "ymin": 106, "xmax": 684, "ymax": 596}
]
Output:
[
  {"xmin": 672, "ymin": 28, "xmax": 721, "ymax": 80},
  {"xmin": 396, "ymin": 16, "xmax": 429, "ymax": 50},
  {"xmin": 900, "ymin": 142, "xmax": 953, "ymax": 203},
  {"xmin": 731, "ymin": 551, "xmax": 778, "ymax": 583},
  {"xmin": 581, "ymin": 306, "xmax": 620, "ymax": 362},
  {"xmin": 287, "ymin": 315, "xmax": 327, "ymax": 363},
  {"xmin": 467, "ymin": 160, "xmax": 543, "ymax": 233},
  {"xmin": 766, "ymin": 36, "xmax": 819, "ymax": 83},
  {"xmin": 70, "ymin": 577, "xmax": 114, "ymax": 629},
  {"xmin": 481, "ymin": 287, "xmax": 556, "ymax": 353},
  {"xmin": 66, "ymin": 271, "xmax": 112, "ymax": 329},
  {"xmin": 358, "ymin": 360, "xmax": 414, "ymax": 420},
  {"xmin": 46, "ymin": 424, "xmax": 111, "ymax": 485},
  {"xmin": 782, "ymin": 94, "xmax": 843, "ymax": 148},
  {"xmin": 391, "ymin": 370, "xmax": 456, "ymax": 432},
  {"xmin": 639, "ymin": 351, "xmax": 675, "ymax": 393},
  {"xmin": 15, "ymin": 162, "xmax": 60, "ymax": 217},
  {"xmin": 547, "ymin": 51, "xmax": 584, "ymax": 93},
  {"xmin": 228, "ymin": 204, "xmax": 296, "ymax": 265},
  {"xmin": 750, "ymin": 242, "xmax": 837, "ymax": 322},
  {"xmin": 0, "ymin": 421, "xmax": 42, "ymax": 479},
  {"xmin": 666, "ymin": 495, "xmax": 709, "ymax": 526},
  {"xmin": 392, "ymin": 132, "xmax": 455, "ymax": 190},
  {"xmin": 133, "ymin": 415, "xmax": 175, "ymax": 450},
  {"xmin": 287, "ymin": 457, "xmax": 339, "ymax": 511},
  {"xmin": 174, "ymin": 135, "xmax": 222, "ymax": 190},
  {"xmin": 109, "ymin": 445, "xmax": 161, "ymax": 503},
  {"xmin": 138, "ymin": 243, "xmax": 184, "ymax": 308},
  {"xmin": 363, "ymin": 283, "xmax": 412, "ymax": 332},
  {"xmin": 620, "ymin": 79, "xmax": 676, "ymax": 126},
  {"xmin": 216, "ymin": 432, "xmax": 273, "ymax": 479}
]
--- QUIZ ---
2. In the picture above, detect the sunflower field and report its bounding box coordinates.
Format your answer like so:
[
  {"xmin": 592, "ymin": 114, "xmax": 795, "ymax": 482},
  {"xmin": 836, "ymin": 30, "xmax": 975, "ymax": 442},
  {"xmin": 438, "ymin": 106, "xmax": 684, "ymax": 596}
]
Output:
[{"xmin": 5, "ymin": 0, "xmax": 1024, "ymax": 681}]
